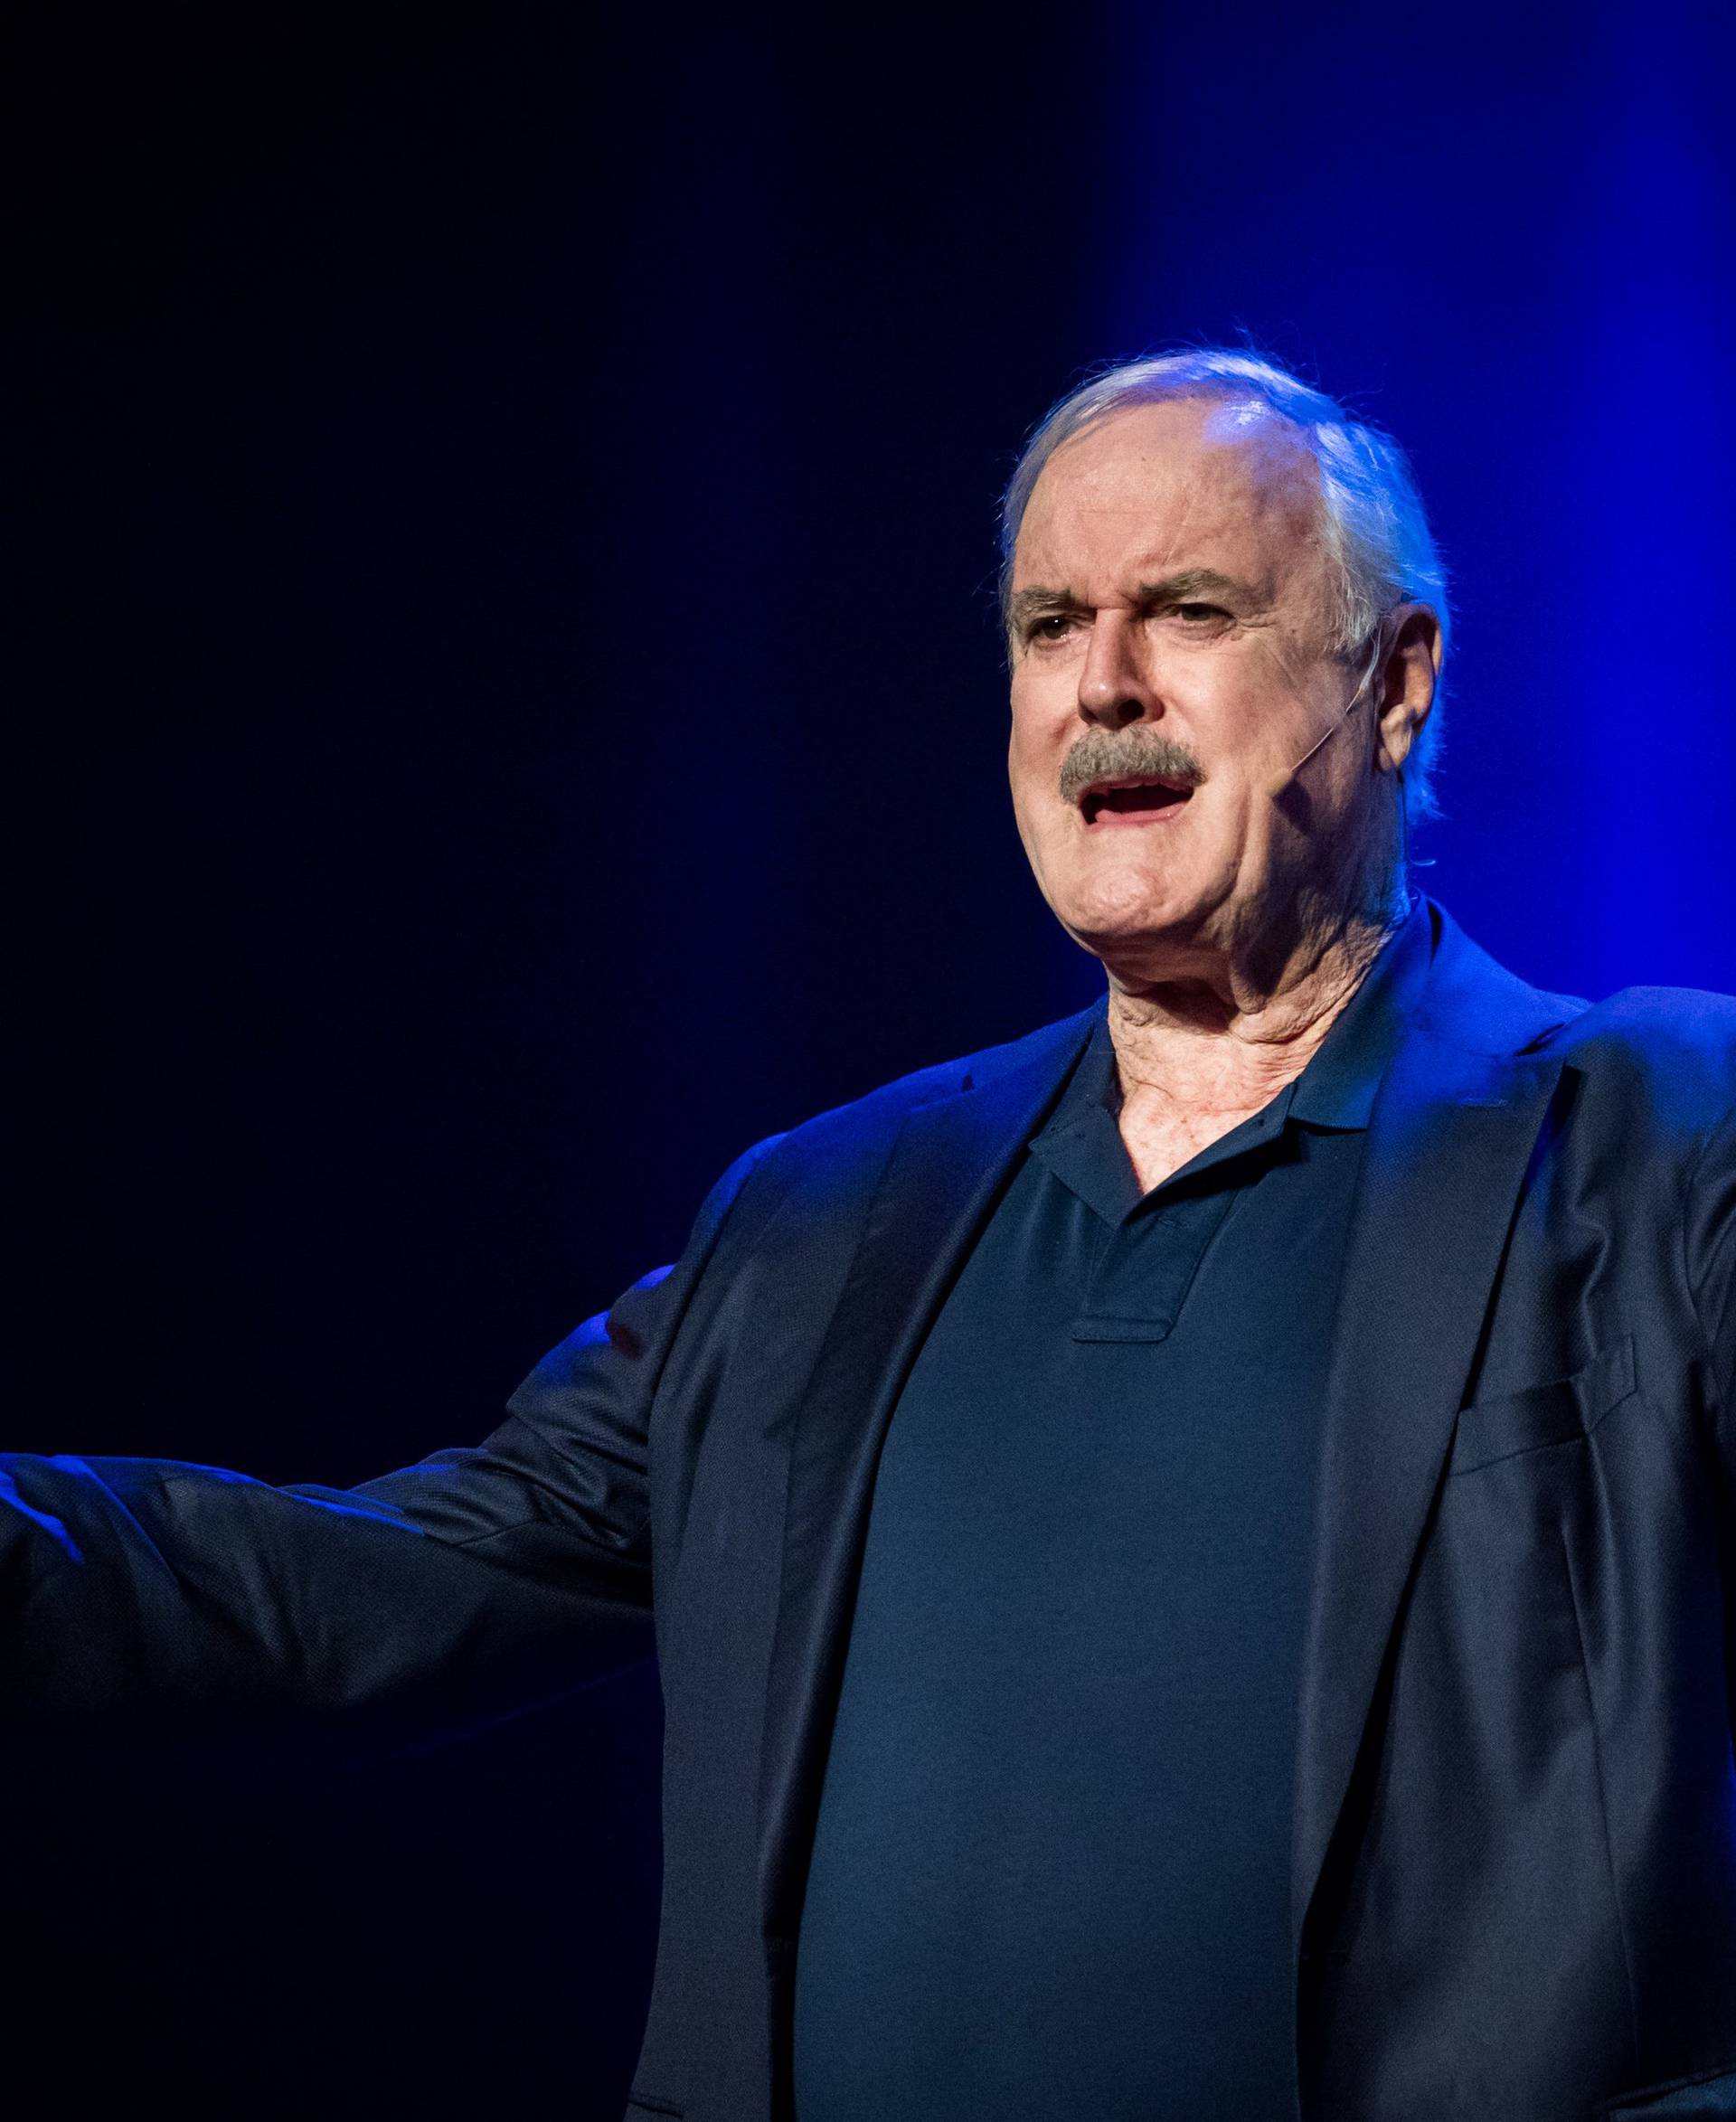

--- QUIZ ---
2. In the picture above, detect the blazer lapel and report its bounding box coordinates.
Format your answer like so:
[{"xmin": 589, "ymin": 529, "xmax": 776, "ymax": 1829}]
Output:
[
  {"xmin": 756, "ymin": 1009, "xmax": 1098, "ymax": 1949},
  {"xmin": 1290, "ymin": 1019, "xmax": 1565, "ymax": 1959}
]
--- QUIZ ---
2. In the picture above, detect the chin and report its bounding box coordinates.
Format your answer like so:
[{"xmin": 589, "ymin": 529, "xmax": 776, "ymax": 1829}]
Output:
[
  {"xmin": 1038, "ymin": 841, "xmax": 1233, "ymax": 967},
  {"xmin": 1052, "ymin": 883, "xmax": 1205, "ymax": 963}
]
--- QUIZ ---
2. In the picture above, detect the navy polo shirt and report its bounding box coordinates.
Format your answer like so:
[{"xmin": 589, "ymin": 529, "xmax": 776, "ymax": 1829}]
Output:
[{"xmin": 792, "ymin": 901, "xmax": 1433, "ymax": 2122}]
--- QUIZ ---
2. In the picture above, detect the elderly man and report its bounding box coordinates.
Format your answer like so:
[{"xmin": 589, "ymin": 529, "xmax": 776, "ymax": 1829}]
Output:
[{"xmin": 4, "ymin": 350, "xmax": 1733, "ymax": 2122}]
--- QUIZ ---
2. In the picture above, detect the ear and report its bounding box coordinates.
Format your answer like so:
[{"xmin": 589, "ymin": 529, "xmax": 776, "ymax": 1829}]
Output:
[{"xmin": 1372, "ymin": 604, "xmax": 1442, "ymax": 774}]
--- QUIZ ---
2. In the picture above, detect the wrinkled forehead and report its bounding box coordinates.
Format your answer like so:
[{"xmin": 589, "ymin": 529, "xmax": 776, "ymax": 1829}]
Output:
[{"xmin": 1013, "ymin": 396, "xmax": 1332, "ymax": 602}]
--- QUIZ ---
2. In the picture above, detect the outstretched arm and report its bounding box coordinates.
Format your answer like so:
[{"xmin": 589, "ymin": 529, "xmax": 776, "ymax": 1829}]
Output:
[{"xmin": 0, "ymin": 1133, "xmax": 781, "ymax": 1732}]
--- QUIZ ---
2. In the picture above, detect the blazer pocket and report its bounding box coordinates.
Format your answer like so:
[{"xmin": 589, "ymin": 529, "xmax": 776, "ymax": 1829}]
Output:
[
  {"xmin": 1598, "ymin": 2059, "xmax": 1736, "ymax": 2115},
  {"xmin": 625, "ymin": 2094, "xmax": 684, "ymax": 2119},
  {"xmin": 1448, "ymin": 1335, "xmax": 1637, "ymax": 1476}
]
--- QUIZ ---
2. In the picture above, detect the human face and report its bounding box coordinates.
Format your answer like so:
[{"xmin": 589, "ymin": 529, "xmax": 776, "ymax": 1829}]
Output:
[{"xmin": 1006, "ymin": 397, "xmax": 1372, "ymax": 988}]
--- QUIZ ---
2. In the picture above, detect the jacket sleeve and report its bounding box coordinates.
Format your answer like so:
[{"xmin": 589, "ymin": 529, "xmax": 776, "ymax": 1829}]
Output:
[
  {"xmin": 1687, "ymin": 1098, "xmax": 1736, "ymax": 1761},
  {"xmin": 1689, "ymin": 1099, "xmax": 1735, "ymax": 1489},
  {"xmin": 0, "ymin": 1133, "xmax": 783, "ymax": 1731}
]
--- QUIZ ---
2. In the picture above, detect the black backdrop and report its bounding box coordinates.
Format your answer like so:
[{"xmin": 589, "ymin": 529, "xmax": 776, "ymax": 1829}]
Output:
[{"xmin": 11, "ymin": 11, "xmax": 1104, "ymax": 2116}]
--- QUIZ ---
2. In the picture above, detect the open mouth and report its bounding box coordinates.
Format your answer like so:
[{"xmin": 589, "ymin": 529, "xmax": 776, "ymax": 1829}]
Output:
[{"xmin": 1078, "ymin": 776, "xmax": 1194, "ymax": 827}]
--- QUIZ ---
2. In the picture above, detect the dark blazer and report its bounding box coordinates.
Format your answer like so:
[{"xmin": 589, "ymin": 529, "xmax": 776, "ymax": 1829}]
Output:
[{"xmin": 4, "ymin": 900, "xmax": 1734, "ymax": 2121}]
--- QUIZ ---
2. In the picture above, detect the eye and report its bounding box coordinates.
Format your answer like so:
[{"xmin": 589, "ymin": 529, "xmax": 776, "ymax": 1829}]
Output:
[
  {"xmin": 1172, "ymin": 601, "xmax": 1230, "ymax": 624},
  {"xmin": 1027, "ymin": 613, "xmax": 1080, "ymax": 645}
]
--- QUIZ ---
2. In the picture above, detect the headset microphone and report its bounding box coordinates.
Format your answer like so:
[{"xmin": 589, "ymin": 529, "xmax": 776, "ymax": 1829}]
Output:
[
  {"xmin": 1262, "ymin": 627, "xmax": 1386, "ymax": 803},
  {"xmin": 1261, "ymin": 694, "xmax": 1359, "ymax": 801}
]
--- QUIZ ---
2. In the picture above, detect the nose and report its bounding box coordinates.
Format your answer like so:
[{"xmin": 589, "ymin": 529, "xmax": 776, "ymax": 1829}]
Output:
[{"xmin": 1076, "ymin": 609, "xmax": 1156, "ymax": 730}]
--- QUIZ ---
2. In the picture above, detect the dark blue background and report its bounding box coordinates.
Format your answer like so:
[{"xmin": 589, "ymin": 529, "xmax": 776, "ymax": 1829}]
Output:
[{"xmin": 10, "ymin": 5, "xmax": 1734, "ymax": 2115}]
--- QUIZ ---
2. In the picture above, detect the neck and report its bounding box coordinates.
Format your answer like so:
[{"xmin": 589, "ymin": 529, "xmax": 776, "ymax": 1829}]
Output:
[{"xmin": 1104, "ymin": 886, "xmax": 1409, "ymax": 1125}]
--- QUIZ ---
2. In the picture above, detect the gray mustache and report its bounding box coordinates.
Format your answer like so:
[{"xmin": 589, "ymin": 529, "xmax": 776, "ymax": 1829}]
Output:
[{"xmin": 1058, "ymin": 728, "xmax": 1206, "ymax": 806}]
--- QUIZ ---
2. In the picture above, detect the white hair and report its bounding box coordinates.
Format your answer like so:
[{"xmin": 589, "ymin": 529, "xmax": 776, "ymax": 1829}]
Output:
[{"xmin": 998, "ymin": 348, "xmax": 1450, "ymax": 820}]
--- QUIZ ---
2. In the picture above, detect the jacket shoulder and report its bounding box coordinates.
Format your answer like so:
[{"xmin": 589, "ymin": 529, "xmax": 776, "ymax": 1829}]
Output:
[
  {"xmin": 1425, "ymin": 902, "xmax": 1733, "ymax": 1136},
  {"xmin": 1545, "ymin": 984, "xmax": 1736, "ymax": 1141}
]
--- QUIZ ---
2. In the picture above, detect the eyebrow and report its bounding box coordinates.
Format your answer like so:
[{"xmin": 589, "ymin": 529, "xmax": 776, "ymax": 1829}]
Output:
[
  {"xmin": 1134, "ymin": 568, "xmax": 1260, "ymax": 607},
  {"xmin": 1008, "ymin": 569, "xmax": 1260, "ymax": 627}
]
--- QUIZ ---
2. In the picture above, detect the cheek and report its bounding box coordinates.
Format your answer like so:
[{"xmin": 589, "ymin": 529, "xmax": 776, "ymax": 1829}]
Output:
[
  {"xmin": 1005, "ymin": 744, "xmax": 1047, "ymax": 854},
  {"xmin": 1006, "ymin": 691, "xmax": 1056, "ymax": 794},
  {"xmin": 1006, "ymin": 730, "xmax": 1067, "ymax": 881}
]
